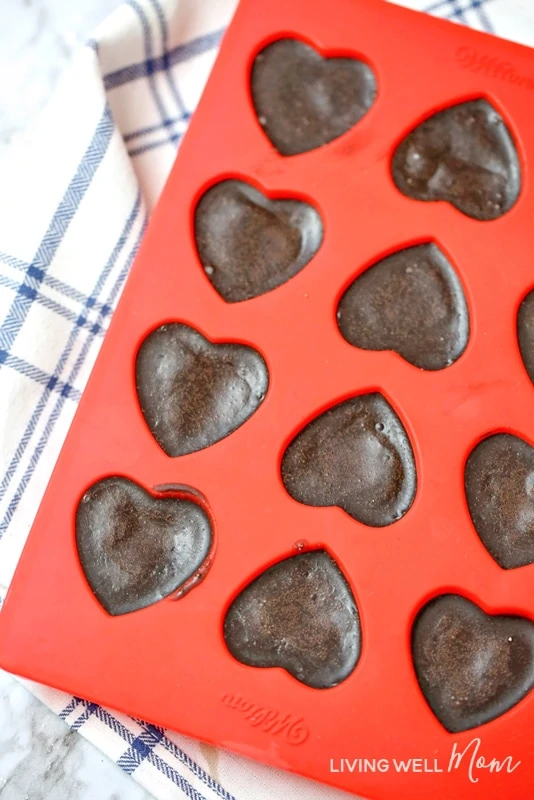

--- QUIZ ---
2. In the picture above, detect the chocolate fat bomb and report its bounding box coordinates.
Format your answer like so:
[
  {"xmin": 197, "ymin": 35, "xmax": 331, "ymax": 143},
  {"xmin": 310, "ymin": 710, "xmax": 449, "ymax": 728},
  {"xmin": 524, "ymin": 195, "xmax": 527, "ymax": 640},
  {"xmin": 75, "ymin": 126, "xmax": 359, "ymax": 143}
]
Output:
[
  {"xmin": 282, "ymin": 393, "xmax": 416, "ymax": 527},
  {"xmin": 194, "ymin": 179, "xmax": 323, "ymax": 303},
  {"xmin": 224, "ymin": 550, "xmax": 360, "ymax": 689},
  {"xmin": 413, "ymin": 594, "xmax": 534, "ymax": 732},
  {"xmin": 251, "ymin": 38, "xmax": 377, "ymax": 156},
  {"xmin": 465, "ymin": 433, "xmax": 534, "ymax": 569},
  {"xmin": 392, "ymin": 99, "xmax": 520, "ymax": 221},
  {"xmin": 518, "ymin": 290, "xmax": 534, "ymax": 385},
  {"xmin": 337, "ymin": 243, "xmax": 469, "ymax": 370},
  {"xmin": 136, "ymin": 323, "xmax": 268, "ymax": 457},
  {"xmin": 76, "ymin": 477, "xmax": 213, "ymax": 615}
]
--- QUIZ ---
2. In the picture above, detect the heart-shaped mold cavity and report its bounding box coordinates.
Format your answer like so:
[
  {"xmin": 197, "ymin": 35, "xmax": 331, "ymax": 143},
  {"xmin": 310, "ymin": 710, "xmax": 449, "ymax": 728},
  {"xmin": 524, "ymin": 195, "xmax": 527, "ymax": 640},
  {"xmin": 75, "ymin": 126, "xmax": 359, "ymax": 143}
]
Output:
[
  {"xmin": 76, "ymin": 477, "xmax": 213, "ymax": 616},
  {"xmin": 251, "ymin": 38, "xmax": 377, "ymax": 156},
  {"xmin": 136, "ymin": 323, "xmax": 268, "ymax": 457},
  {"xmin": 465, "ymin": 433, "xmax": 534, "ymax": 570},
  {"xmin": 281, "ymin": 393, "xmax": 416, "ymax": 527},
  {"xmin": 224, "ymin": 550, "xmax": 360, "ymax": 689},
  {"xmin": 413, "ymin": 594, "xmax": 534, "ymax": 732},
  {"xmin": 194, "ymin": 179, "xmax": 323, "ymax": 303},
  {"xmin": 392, "ymin": 99, "xmax": 520, "ymax": 221},
  {"xmin": 518, "ymin": 290, "xmax": 534, "ymax": 384},
  {"xmin": 337, "ymin": 243, "xmax": 469, "ymax": 370}
]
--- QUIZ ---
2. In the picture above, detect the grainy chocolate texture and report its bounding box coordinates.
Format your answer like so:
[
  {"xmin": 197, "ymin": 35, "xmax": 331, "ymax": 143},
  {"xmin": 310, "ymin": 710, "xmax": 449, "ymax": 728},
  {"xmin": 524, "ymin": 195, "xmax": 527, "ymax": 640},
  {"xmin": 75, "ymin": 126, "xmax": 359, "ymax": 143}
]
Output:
[
  {"xmin": 518, "ymin": 290, "xmax": 534, "ymax": 384},
  {"xmin": 337, "ymin": 243, "xmax": 469, "ymax": 370},
  {"xmin": 76, "ymin": 477, "xmax": 213, "ymax": 616},
  {"xmin": 392, "ymin": 99, "xmax": 520, "ymax": 221},
  {"xmin": 413, "ymin": 594, "xmax": 534, "ymax": 732},
  {"xmin": 224, "ymin": 550, "xmax": 360, "ymax": 689},
  {"xmin": 281, "ymin": 393, "xmax": 416, "ymax": 527},
  {"xmin": 136, "ymin": 323, "xmax": 268, "ymax": 457},
  {"xmin": 465, "ymin": 433, "xmax": 534, "ymax": 569},
  {"xmin": 251, "ymin": 38, "xmax": 377, "ymax": 156},
  {"xmin": 194, "ymin": 180, "xmax": 323, "ymax": 303}
]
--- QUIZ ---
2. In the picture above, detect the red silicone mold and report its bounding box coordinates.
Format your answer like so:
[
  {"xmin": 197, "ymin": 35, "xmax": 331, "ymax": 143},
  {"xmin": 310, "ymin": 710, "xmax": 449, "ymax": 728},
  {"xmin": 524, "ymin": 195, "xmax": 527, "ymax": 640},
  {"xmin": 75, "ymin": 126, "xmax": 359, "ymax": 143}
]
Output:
[{"xmin": 3, "ymin": 1, "xmax": 534, "ymax": 798}]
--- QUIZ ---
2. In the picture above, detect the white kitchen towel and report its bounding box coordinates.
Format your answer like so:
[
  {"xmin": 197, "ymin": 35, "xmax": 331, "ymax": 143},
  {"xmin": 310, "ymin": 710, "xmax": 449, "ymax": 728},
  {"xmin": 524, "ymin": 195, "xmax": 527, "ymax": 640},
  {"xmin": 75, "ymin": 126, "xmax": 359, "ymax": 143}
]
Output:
[{"xmin": 0, "ymin": 1, "xmax": 533, "ymax": 798}]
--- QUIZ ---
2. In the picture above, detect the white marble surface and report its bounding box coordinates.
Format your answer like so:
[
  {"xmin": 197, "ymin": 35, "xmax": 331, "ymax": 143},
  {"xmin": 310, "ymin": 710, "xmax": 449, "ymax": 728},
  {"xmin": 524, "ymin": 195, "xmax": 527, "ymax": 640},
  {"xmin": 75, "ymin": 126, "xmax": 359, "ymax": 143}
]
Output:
[
  {"xmin": 0, "ymin": 3, "xmax": 156, "ymax": 796},
  {"xmin": 0, "ymin": 0, "xmax": 123, "ymax": 158},
  {"xmin": 0, "ymin": 669, "xmax": 153, "ymax": 799}
]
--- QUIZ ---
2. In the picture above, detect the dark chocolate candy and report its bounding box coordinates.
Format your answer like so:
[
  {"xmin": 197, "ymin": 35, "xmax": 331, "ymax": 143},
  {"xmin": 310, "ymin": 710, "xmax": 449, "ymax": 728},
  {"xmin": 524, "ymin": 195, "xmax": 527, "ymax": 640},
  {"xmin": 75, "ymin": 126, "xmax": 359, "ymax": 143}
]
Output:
[
  {"xmin": 224, "ymin": 550, "xmax": 360, "ymax": 689},
  {"xmin": 392, "ymin": 99, "xmax": 520, "ymax": 221},
  {"xmin": 413, "ymin": 594, "xmax": 534, "ymax": 732},
  {"xmin": 281, "ymin": 393, "xmax": 416, "ymax": 527},
  {"xmin": 136, "ymin": 323, "xmax": 268, "ymax": 457},
  {"xmin": 518, "ymin": 290, "xmax": 534, "ymax": 384},
  {"xmin": 337, "ymin": 243, "xmax": 469, "ymax": 370},
  {"xmin": 194, "ymin": 179, "xmax": 323, "ymax": 303},
  {"xmin": 465, "ymin": 433, "xmax": 534, "ymax": 569},
  {"xmin": 76, "ymin": 477, "xmax": 212, "ymax": 616},
  {"xmin": 251, "ymin": 38, "xmax": 377, "ymax": 156}
]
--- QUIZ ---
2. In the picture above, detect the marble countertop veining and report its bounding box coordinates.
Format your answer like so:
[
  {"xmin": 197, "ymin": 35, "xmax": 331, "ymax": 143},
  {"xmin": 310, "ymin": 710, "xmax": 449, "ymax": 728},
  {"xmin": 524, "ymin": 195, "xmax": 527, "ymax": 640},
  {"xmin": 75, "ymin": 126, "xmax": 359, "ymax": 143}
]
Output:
[
  {"xmin": 0, "ymin": 5, "xmax": 156, "ymax": 797},
  {"xmin": 0, "ymin": 669, "xmax": 153, "ymax": 799},
  {"xmin": 0, "ymin": 0, "xmax": 123, "ymax": 158}
]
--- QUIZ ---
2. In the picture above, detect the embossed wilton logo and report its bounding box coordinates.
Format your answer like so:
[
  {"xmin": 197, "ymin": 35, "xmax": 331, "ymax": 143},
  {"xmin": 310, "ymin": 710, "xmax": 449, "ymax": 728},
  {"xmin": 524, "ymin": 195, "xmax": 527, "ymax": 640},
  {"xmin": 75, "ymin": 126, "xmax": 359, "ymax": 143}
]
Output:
[
  {"xmin": 222, "ymin": 694, "xmax": 309, "ymax": 744},
  {"xmin": 456, "ymin": 45, "xmax": 534, "ymax": 91}
]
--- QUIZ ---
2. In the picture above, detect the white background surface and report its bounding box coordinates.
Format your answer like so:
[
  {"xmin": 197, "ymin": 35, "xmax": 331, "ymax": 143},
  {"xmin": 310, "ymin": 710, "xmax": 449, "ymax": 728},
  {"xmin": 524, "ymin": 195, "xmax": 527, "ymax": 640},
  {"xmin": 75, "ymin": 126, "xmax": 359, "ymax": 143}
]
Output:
[
  {"xmin": 0, "ymin": 3, "xmax": 153, "ymax": 797},
  {"xmin": 0, "ymin": 0, "xmax": 123, "ymax": 157}
]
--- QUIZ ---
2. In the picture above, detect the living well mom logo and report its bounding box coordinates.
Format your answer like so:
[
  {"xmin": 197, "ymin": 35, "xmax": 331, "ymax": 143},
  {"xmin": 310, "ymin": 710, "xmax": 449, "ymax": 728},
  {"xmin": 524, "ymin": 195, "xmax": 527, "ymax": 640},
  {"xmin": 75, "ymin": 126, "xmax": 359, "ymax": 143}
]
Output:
[{"xmin": 329, "ymin": 738, "xmax": 521, "ymax": 784}]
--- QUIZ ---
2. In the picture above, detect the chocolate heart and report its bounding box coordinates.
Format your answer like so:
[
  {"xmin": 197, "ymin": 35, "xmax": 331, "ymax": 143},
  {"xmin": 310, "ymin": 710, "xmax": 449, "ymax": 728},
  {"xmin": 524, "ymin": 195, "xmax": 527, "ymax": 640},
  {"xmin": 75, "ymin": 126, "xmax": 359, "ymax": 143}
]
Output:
[
  {"xmin": 281, "ymin": 393, "xmax": 416, "ymax": 527},
  {"xmin": 518, "ymin": 290, "xmax": 534, "ymax": 384},
  {"xmin": 136, "ymin": 323, "xmax": 268, "ymax": 457},
  {"xmin": 465, "ymin": 433, "xmax": 534, "ymax": 569},
  {"xmin": 224, "ymin": 550, "xmax": 360, "ymax": 688},
  {"xmin": 337, "ymin": 243, "xmax": 469, "ymax": 370},
  {"xmin": 251, "ymin": 38, "xmax": 377, "ymax": 156},
  {"xmin": 392, "ymin": 99, "xmax": 520, "ymax": 220},
  {"xmin": 76, "ymin": 477, "xmax": 213, "ymax": 616},
  {"xmin": 413, "ymin": 594, "xmax": 534, "ymax": 732},
  {"xmin": 194, "ymin": 179, "xmax": 323, "ymax": 303}
]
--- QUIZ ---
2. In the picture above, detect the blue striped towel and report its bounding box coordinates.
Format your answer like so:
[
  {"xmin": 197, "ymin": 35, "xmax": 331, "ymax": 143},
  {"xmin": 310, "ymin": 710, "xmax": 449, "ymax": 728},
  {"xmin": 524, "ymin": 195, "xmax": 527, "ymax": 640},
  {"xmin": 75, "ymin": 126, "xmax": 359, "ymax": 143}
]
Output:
[{"xmin": 0, "ymin": 0, "xmax": 533, "ymax": 797}]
